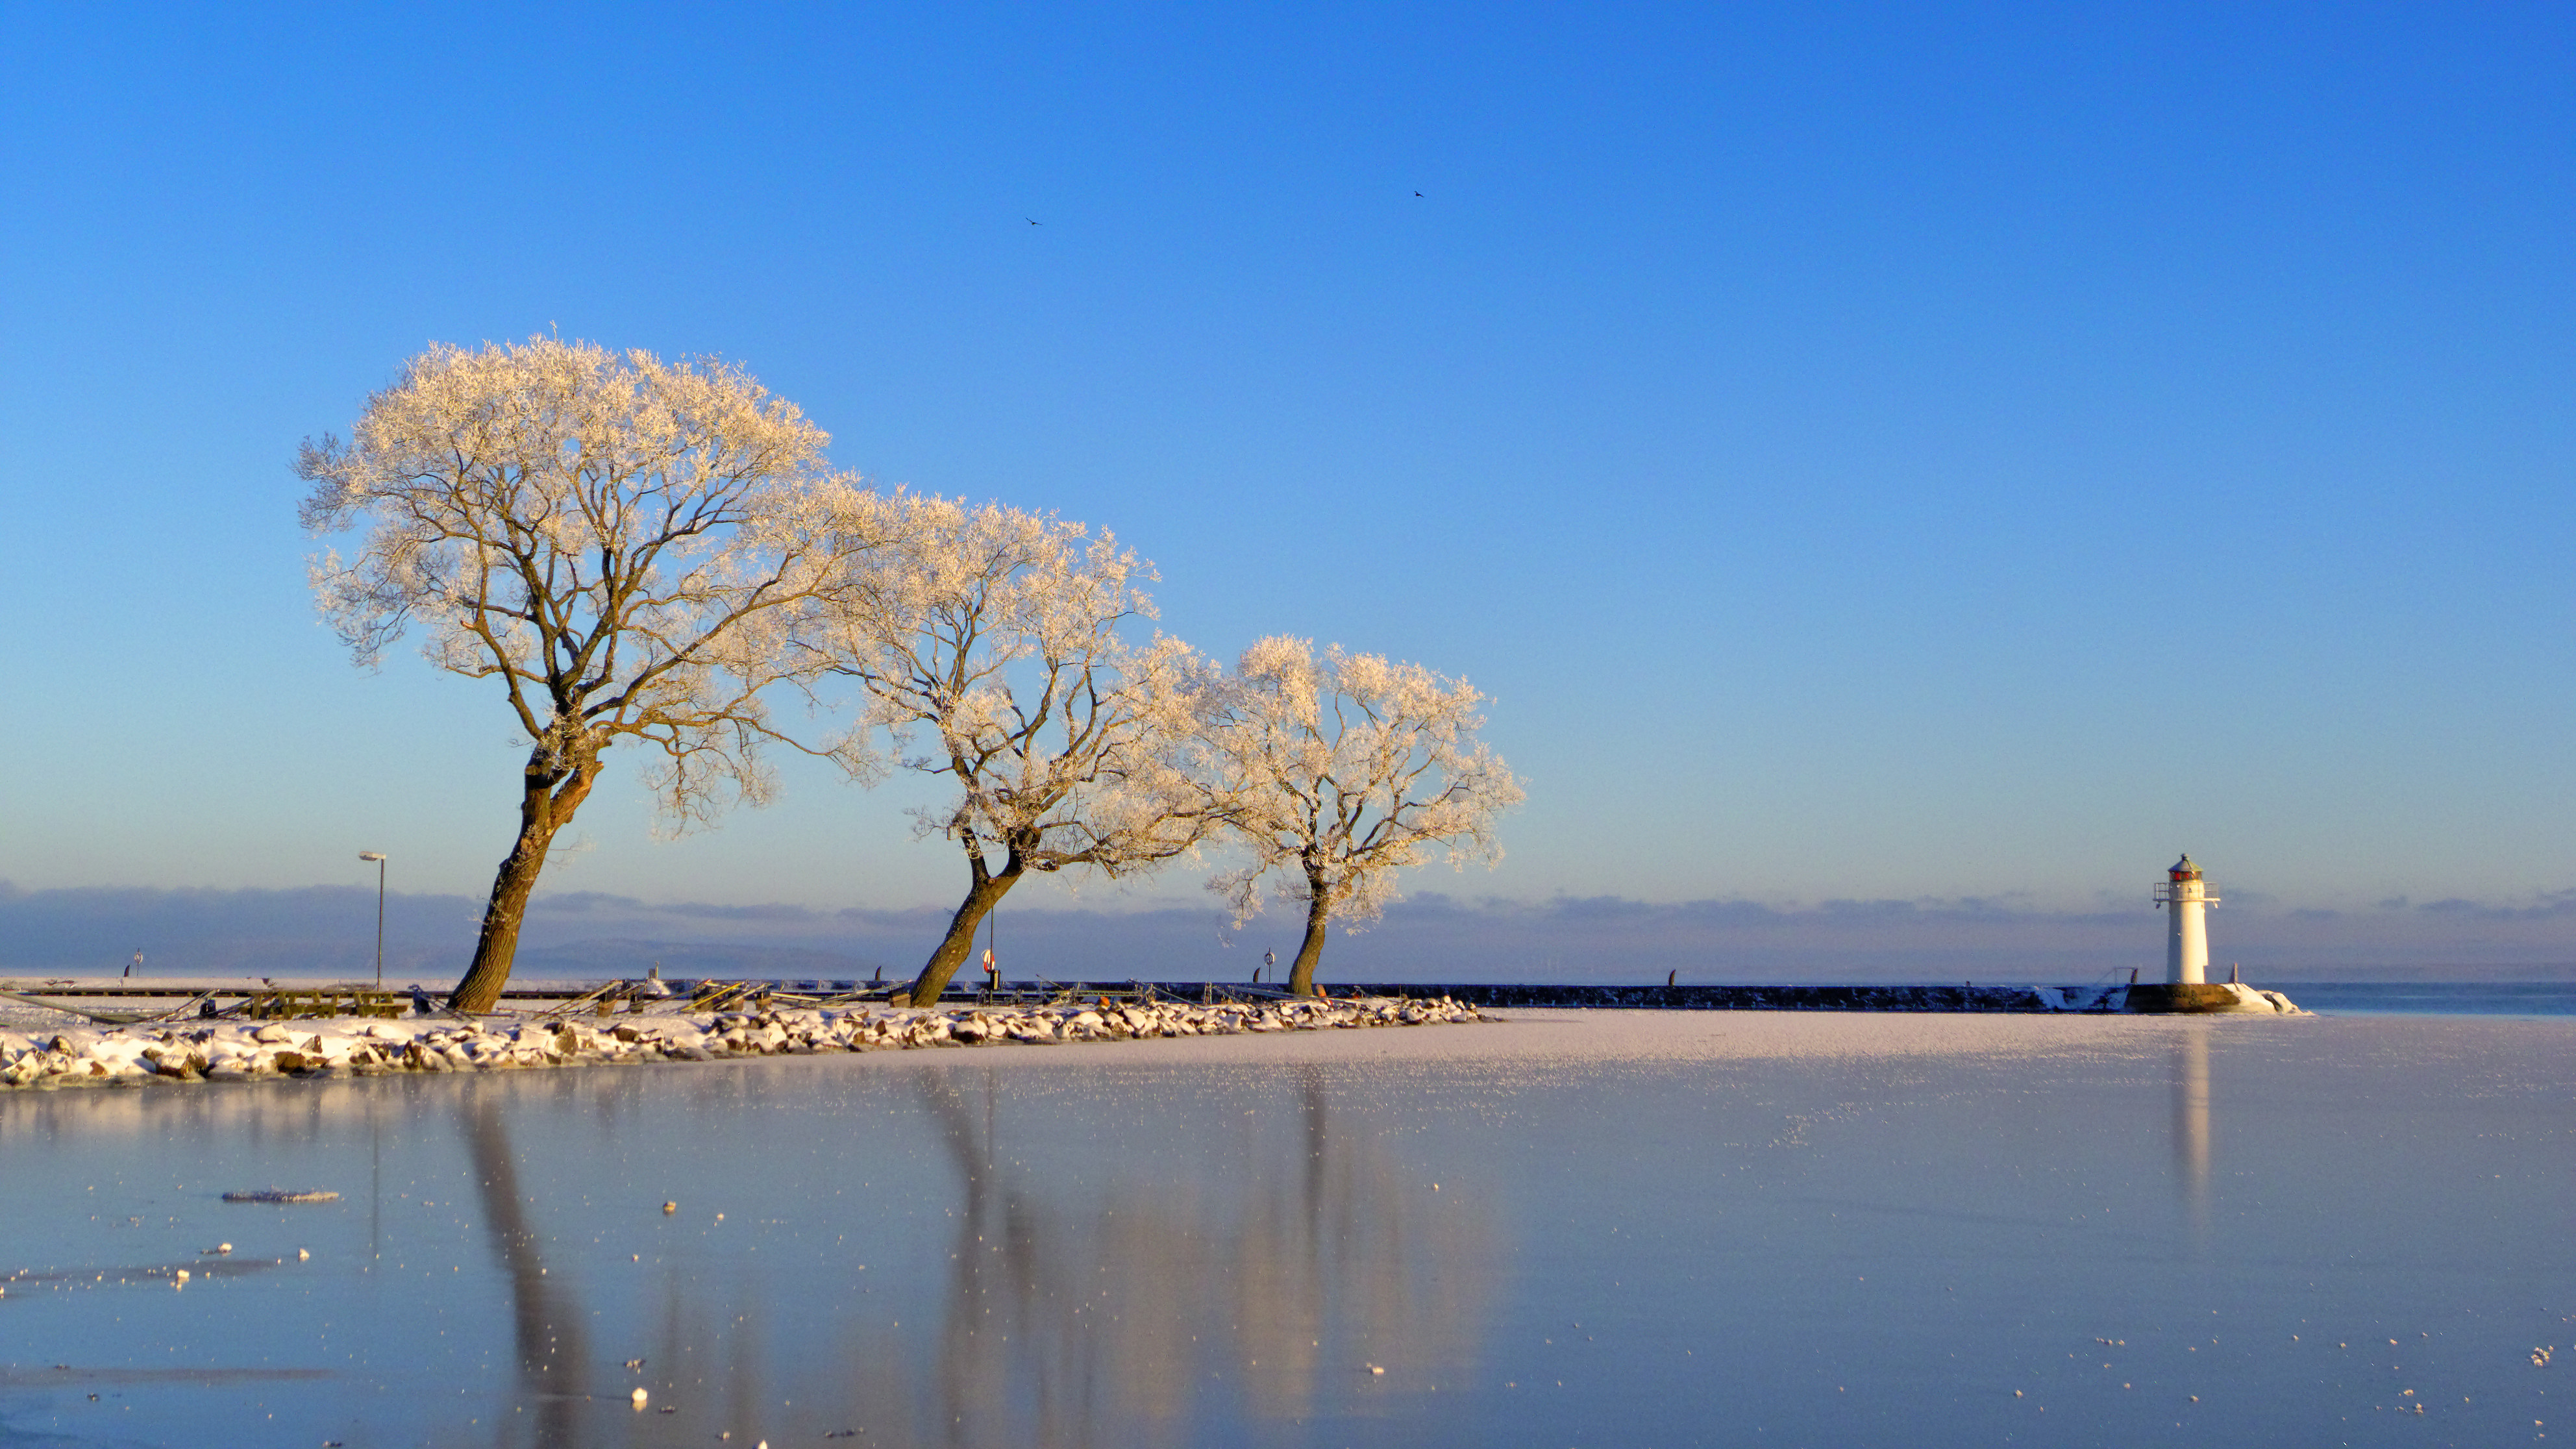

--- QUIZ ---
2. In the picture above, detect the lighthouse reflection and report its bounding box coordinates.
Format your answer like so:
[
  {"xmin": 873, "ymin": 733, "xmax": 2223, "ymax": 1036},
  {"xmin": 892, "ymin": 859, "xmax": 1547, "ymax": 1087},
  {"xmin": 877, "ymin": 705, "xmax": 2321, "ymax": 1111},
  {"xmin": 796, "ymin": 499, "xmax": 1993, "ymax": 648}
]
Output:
[{"xmin": 2170, "ymin": 1028, "xmax": 2212, "ymax": 1241}]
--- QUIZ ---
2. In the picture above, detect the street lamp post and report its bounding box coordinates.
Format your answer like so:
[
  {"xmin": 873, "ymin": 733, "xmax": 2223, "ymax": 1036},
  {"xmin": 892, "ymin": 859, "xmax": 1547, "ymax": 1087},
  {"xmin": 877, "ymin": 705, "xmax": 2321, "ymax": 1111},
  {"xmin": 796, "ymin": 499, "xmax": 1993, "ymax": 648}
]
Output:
[{"xmin": 358, "ymin": 852, "xmax": 387, "ymax": 987}]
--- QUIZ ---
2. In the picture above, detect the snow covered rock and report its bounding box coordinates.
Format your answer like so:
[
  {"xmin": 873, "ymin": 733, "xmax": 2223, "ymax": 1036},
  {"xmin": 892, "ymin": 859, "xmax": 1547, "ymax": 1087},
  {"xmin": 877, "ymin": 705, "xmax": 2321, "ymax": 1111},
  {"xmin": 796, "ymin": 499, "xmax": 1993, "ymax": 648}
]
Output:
[{"xmin": 0, "ymin": 990, "xmax": 1485, "ymax": 1091}]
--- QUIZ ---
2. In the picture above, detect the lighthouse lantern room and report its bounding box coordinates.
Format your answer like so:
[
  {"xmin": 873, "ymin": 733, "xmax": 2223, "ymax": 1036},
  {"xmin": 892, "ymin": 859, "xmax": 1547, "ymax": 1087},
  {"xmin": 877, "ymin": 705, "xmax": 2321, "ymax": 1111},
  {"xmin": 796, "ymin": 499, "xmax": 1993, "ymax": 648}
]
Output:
[{"xmin": 2153, "ymin": 854, "xmax": 2219, "ymax": 985}]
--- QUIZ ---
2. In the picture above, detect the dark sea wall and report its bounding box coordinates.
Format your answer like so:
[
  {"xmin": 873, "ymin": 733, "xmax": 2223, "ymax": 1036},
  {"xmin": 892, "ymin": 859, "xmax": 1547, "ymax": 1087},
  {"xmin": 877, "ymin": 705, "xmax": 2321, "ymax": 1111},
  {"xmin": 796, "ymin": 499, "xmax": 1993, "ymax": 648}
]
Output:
[
  {"xmin": 559, "ymin": 979, "xmax": 2285, "ymax": 1014},
  {"xmin": 1318, "ymin": 983, "xmax": 2091, "ymax": 1012},
  {"xmin": 1306, "ymin": 982, "xmax": 2308, "ymax": 1014},
  {"xmin": 780, "ymin": 981, "xmax": 2112, "ymax": 1012}
]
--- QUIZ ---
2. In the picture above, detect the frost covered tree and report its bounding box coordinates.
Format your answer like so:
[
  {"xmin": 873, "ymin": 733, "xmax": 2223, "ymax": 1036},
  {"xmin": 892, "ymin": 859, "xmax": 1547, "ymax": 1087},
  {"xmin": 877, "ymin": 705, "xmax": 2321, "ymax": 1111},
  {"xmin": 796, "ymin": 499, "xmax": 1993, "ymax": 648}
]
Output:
[
  {"xmin": 1200, "ymin": 639, "xmax": 1524, "ymax": 997},
  {"xmin": 809, "ymin": 497, "xmax": 1219, "ymax": 1007},
  {"xmin": 299, "ymin": 338, "xmax": 889, "ymax": 1013}
]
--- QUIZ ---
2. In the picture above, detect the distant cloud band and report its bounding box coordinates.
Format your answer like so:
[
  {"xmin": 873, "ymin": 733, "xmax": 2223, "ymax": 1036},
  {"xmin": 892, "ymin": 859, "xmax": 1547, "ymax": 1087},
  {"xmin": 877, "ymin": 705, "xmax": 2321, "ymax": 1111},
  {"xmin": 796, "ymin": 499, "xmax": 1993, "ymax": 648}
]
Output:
[{"xmin": 3, "ymin": 881, "xmax": 2570, "ymax": 982}]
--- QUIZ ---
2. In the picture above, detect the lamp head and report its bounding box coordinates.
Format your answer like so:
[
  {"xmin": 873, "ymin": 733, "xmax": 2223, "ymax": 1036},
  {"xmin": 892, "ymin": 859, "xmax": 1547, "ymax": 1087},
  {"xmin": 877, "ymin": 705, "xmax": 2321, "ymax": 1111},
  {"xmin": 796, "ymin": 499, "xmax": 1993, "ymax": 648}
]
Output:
[{"xmin": 358, "ymin": 852, "xmax": 387, "ymax": 862}]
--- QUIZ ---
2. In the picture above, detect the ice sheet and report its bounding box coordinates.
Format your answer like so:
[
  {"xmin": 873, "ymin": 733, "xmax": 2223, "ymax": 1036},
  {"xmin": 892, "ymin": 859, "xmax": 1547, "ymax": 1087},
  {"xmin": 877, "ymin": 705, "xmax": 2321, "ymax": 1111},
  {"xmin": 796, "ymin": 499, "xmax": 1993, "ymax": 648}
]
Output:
[{"xmin": 1, "ymin": 1011, "xmax": 2567, "ymax": 1448}]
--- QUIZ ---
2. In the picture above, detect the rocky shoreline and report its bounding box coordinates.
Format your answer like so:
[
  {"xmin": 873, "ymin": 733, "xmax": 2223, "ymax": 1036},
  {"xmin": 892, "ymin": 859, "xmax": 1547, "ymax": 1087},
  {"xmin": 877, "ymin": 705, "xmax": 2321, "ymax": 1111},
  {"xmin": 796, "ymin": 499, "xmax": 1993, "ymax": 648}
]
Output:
[{"xmin": 0, "ymin": 995, "xmax": 1487, "ymax": 1089}]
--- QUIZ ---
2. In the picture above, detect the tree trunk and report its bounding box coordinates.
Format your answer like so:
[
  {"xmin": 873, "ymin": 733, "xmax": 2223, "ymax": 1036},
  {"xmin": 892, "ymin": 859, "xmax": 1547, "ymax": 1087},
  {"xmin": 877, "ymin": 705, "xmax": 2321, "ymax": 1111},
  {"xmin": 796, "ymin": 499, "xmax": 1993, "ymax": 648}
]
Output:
[
  {"xmin": 907, "ymin": 838, "xmax": 1025, "ymax": 1008},
  {"xmin": 449, "ymin": 749, "xmax": 601, "ymax": 1014},
  {"xmin": 1285, "ymin": 876, "xmax": 1334, "ymax": 998}
]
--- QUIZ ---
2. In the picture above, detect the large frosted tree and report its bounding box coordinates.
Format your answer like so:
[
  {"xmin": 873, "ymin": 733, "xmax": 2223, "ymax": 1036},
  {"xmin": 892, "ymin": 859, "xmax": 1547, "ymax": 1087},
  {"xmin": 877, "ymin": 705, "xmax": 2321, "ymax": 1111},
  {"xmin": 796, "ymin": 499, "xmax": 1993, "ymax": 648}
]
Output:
[
  {"xmin": 1200, "ymin": 639, "xmax": 1524, "ymax": 997},
  {"xmin": 299, "ymin": 337, "xmax": 883, "ymax": 1013},
  {"xmin": 811, "ymin": 496, "xmax": 1218, "ymax": 1007}
]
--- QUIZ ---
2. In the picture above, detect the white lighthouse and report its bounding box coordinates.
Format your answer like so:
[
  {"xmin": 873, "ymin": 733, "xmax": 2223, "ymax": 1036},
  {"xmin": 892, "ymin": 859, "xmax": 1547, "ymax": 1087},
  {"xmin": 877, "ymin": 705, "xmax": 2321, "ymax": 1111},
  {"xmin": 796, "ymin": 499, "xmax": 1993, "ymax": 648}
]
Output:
[{"xmin": 2153, "ymin": 854, "xmax": 2219, "ymax": 985}]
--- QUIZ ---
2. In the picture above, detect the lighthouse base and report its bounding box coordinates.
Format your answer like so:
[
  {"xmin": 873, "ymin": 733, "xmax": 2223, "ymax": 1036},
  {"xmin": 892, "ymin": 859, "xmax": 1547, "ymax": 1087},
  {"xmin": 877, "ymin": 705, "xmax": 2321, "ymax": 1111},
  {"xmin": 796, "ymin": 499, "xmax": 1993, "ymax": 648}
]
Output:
[{"xmin": 2124, "ymin": 982, "xmax": 2292, "ymax": 1015}]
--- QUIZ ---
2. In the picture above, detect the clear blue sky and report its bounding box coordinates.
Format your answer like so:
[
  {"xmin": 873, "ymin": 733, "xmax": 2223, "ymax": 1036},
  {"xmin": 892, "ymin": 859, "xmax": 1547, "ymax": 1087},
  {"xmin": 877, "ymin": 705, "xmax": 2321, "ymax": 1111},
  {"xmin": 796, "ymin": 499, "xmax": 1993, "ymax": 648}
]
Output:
[{"xmin": 3, "ymin": 3, "xmax": 2571, "ymax": 938}]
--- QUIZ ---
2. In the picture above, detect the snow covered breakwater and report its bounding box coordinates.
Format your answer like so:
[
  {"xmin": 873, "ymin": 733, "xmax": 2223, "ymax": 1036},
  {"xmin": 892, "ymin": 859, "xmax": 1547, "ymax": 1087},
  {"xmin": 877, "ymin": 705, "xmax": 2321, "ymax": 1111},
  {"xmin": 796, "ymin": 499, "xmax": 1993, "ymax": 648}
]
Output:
[{"xmin": 0, "ymin": 995, "xmax": 1485, "ymax": 1089}]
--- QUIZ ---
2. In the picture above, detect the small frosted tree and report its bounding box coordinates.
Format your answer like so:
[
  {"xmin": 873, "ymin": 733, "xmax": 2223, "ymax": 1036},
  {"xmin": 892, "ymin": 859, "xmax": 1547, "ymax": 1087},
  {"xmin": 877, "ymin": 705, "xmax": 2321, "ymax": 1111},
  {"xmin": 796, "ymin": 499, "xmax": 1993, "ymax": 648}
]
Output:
[
  {"xmin": 1200, "ymin": 639, "xmax": 1524, "ymax": 997},
  {"xmin": 299, "ymin": 337, "xmax": 887, "ymax": 1013},
  {"xmin": 811, "ymin": 496, "xmax": 1219, "ymax": 1007}
]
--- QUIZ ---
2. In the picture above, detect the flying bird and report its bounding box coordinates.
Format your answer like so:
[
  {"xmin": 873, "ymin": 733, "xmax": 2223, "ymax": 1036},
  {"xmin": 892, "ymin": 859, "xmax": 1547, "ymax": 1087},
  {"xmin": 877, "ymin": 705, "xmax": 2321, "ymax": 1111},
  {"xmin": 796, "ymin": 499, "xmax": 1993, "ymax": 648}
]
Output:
[
  {"xmin": 1413, "ymin": 190, "xmax": 1424, "ymax": 197},
  {"xmin": 1026, "ymin": 217, "xmax": 1043, "ymax": 225}
]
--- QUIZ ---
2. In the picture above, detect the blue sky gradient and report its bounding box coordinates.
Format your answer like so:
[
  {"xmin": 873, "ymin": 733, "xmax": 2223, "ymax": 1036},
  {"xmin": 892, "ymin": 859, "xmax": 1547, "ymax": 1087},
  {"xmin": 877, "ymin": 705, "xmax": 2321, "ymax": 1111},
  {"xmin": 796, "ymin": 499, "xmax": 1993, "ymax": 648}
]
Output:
[{"xmin": 3, "ymin": 5, "xmax": 2571, "ymax": 975}]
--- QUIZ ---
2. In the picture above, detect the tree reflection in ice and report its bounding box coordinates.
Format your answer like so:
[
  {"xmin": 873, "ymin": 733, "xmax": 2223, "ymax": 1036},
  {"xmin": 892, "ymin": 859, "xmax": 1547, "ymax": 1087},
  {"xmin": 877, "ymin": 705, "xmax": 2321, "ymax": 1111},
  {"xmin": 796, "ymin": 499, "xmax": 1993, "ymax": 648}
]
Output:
[
  {"xmin": 907, "ymin": 1064, "xmax": 1496, "ymax": 1446},
  {"xmin": 419, "ymin": 1060, "xmax": 1494, "ymax": 1448},
  {"xmin": 464, "ymin": 1088, "xmax": 593, "ymax": 1447},
  {"xmin": 0, "ymin": 1053, "xmax": 1494, "ymax": 1446}
]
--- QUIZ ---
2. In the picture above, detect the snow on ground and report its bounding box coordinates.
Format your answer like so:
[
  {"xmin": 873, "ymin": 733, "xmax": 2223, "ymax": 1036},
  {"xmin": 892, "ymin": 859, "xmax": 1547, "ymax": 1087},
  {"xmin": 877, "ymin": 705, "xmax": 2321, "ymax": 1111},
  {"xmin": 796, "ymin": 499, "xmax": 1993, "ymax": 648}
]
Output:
[
  {"xmin": 916, "ymin": 1006, "xmax": 2293, "ymax": 1074},
  {"xmin": 0, "ymin": 983, "xmax": 2339, "ymax": 1093}
]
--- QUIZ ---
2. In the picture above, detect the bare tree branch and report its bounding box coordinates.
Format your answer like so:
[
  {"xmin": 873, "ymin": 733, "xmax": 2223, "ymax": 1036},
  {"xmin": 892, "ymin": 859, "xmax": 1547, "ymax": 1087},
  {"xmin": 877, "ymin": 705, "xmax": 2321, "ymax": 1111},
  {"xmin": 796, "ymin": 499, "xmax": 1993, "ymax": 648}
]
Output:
[
  {"xmin": 297, "ymin": 336, "xmax": 900, "ymax": 1011},
  {"xmin": 1196, "ymin": 639, "xmax": 1524, "ymax": 996},
  {"xmin": 801, "ymin": 495, "xmax": 1219, "ymax": 1006}
]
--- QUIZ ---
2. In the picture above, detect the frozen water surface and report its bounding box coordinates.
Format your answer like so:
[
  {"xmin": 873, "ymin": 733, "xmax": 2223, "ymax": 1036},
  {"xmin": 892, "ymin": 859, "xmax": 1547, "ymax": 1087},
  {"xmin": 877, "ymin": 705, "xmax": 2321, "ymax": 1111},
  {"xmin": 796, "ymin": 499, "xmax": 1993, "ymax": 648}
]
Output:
[{"xmin": 1, "ymin": 1009, "xmax": 2569, "ymax": 1447}]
